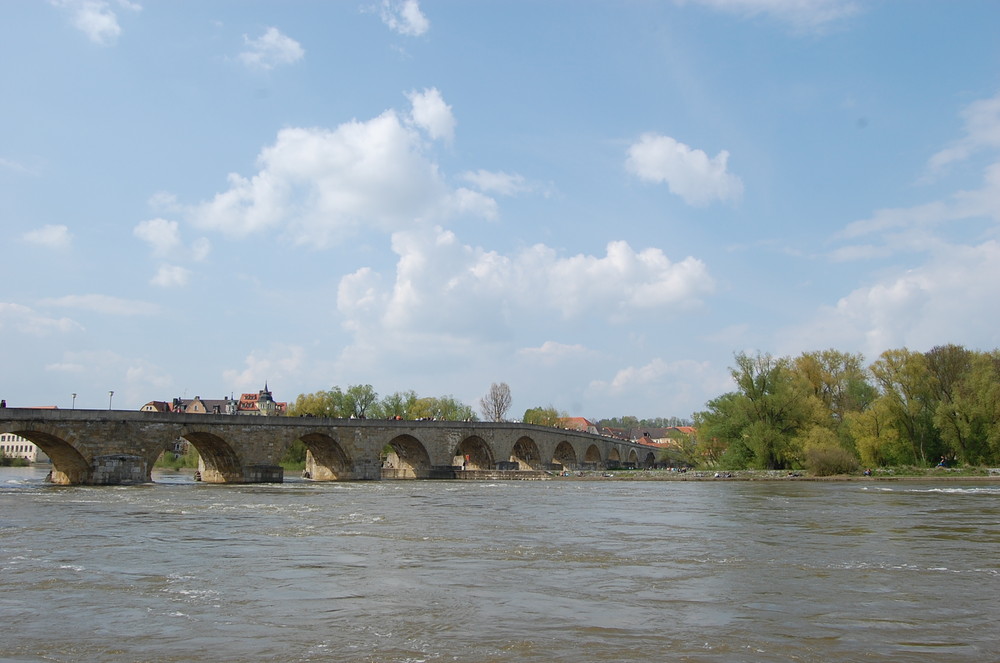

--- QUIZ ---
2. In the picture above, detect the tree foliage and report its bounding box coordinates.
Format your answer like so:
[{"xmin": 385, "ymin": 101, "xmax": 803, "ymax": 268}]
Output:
[
  {"xmin": 696, "ymin": 345, "xmax": 1000, "ymax": 471},
  {"xmin": 287, "ymin": 385, "xmax": 475, "ymax": 421},
  {"xmin": 523, "ymin": 405, "xmax": 565, "ymax": 427},
  {"xmin": 410, "ymin": 395, "xmax": 477, "ymax": 421}
]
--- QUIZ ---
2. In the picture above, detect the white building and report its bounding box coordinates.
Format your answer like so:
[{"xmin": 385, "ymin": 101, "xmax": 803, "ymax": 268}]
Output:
[{"xmin": 0, "ymin": 433, "xmax": 50, "ymax": 463}]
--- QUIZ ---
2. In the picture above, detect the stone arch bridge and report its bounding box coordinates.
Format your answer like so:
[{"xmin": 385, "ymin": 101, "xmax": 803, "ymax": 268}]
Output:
[{"xmin": 0, "ymin": 408, "xmax": 659, "ymax": 485}]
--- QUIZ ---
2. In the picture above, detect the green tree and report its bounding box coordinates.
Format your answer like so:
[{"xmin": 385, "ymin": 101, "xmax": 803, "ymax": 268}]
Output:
[
  {"xmin": 847, "ymin": 397, "xmax": 903, "ymax": 467},
  {"xmin": 345, "ymin": 384, "xmax": 379, "ymax": 419},
  {"xmin": 286, "ymin": 388, "xmax": 349, "ymax": 418},
  {"xmin": 380, "ymin": 390, "xmax": 419, "ymax": 419},
  {"xmin": 281, "ymin": 439, "xmax": 307, "ymax": 470},
  {"xmin": 793, "ymin": 350, "xmax": 874, "ymax": 428},
  {"xmin": 928, "ymin": 347, "xmax": 1000, "ymax": 464},
  {"xmin": 869, "ymin": 349, "xmax": 940, "ymax": 465},
  {"xmin": 523, "ymin": 405, "xmax": 563, "ymax": 427},
  {"xmin": 410, "ymin": 395, "xmax": 477, "ymax": 421},
  {"xmin": 695, "ymin": 352, "xmax": 822, "ymax": 470}
]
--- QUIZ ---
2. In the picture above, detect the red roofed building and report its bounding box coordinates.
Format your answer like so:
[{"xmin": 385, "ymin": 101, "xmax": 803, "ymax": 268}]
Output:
[
  {"xmin": 141, "ymin": 384, "xmax": 286, "ymax": 416},
  {"xmin": 559, "ymin": 417, "xmax": 598, "ymax": 434}
]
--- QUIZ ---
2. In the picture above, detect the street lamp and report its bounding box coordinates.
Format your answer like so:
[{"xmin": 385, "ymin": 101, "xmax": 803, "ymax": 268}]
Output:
[
  {"xmin": 108, "ymin": 390, "xmax": 114, "ymax": 410},
  {"xmin": 71, "ymin": 393, "xmax": 76, "ymax": 409}
]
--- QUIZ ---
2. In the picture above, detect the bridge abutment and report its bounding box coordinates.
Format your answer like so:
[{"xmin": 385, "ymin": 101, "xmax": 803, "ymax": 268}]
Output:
[
  {"xmin": 90, "ymin": 454, "xmax": 149, "ymax": 485},
  {"xmin": 244, "ymin": 464, "xmax": 284, "ymax": 483}
]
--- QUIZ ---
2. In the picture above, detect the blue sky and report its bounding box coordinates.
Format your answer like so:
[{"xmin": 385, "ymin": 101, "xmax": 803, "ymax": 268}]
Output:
[{"xmin": 2, "ymin": 1, "xmax": 999, "ymax": 419}]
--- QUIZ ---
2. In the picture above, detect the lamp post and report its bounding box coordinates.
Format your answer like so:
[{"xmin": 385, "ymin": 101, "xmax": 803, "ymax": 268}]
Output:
[
  {"xmin": 108, "ymin": 390, "xmax": 114, "ymax": 410},
  {"xmin": 71, "ymin": 393, "xmax": 76, "ymax": 409}
]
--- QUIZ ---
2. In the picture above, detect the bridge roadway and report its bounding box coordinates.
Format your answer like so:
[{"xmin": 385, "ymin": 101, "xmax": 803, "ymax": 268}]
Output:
[{"xmin": 0, "ymin": 408, "xmax": 658, "ymax": 485}]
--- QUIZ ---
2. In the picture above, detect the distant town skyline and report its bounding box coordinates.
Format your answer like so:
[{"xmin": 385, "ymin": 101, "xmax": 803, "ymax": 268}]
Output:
[{"xmin": 2, "ymin": 1, "xmax": 999, "ymax": 419}]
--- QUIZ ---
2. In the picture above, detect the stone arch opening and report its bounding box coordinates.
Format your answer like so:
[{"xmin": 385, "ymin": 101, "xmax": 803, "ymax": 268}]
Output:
[
  {"xmin": 511, "ymin": 436, "xmax": 541, "ymax": 470},
  {"xmin": 626, "ymin": 449, "xmax": 639, "ymax": 468},
  {"xmin": 454, "ymin": 436, "xmax": 494, "ymax": 471},
  {"xmin": 583, "ymin": 444, "xmax": 602, "ymax": 469},
  {"xmin": 181, "ymin": 431, "xmax": 244, "ymax": 483},
  {"xmin": 553, "ymin": 441, "xmax": 577, "ymax": 470},
  {"xmin": 7, "ymin": 429, "xmax": 89, "ymax": 485},
  {"xmin": 642, "ymin": 451, "xmax": 657, "ymax": 468},
  {"xmin": 382, "ymin": 434, "xmax": 431, "ymax": 479},
  {"xmin": 299, "ymin": 432, "xmax": 352, "ymax": 481}
]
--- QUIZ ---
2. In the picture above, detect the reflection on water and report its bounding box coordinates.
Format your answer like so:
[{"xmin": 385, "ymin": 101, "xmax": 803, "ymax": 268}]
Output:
[{"xmin": 1, "ymin": 466, "xmax": 998, "ymax": 662}]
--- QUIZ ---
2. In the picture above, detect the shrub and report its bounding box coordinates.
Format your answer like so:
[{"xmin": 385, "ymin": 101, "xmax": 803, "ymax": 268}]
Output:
[{"xmin": 803, "ymin": 444, "xmax": 859, "ymax": 476}]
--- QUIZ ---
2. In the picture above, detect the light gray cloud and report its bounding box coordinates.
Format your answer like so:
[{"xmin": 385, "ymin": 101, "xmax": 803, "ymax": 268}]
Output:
[
  {"xmin": 0, "ymin": 302, "xmax": 82, "ymax": 335},
  {"xmin": 679, "ymin": 0, "xmax": 860, "ymax": 31},
  {"xmin": 927, "ymin": 91, "xmax": 1000, "ymax": 175},
  {"xmin": 22, "ymin": 225, "xmax": 72, "ymax": 250},
  {"xmin": 39, "ymin": 294, "xmax": 160, "ymax": 317}
]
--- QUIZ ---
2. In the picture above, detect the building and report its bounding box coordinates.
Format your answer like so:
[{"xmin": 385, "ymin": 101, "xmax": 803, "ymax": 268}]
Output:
[
  {"xmin": 0, "ymin": 432, "xmax": 50, "ymax": 463},
  {"xmin": 141, "ymin": 384, "xmax": 286, "ymax": 417},
  {"xmin": 559, "ymin": 417, "xmax": 599, "ymax": 434}
]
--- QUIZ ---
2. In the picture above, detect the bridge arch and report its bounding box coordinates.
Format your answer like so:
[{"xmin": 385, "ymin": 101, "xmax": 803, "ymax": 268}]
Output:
[
  {"xmin": 511, "ymin": 436, "xmax": 541, "ymax": 470},
  {"xmin": 6, "ymin": 428, "xmax": 89, "ymax": 485},
  {"xmin": 626, "ymin": 448, "xmax": 639, "ymax": 467},
  {"xmin": 583, "ymin": 444, "xmax": 602, "ymax": 468},
  {"xmin": 382, "ymin": 434, "xmax": 432, "ymax": 479},
  {"xmin": 553, "ymin": 440, "xmax": 577, "ymax": 470},
  {"xmin": 299, "ymin": 431, "xmax": 352, "ymax": 481},
  {"xmin": 181, "ymin": 430, "xmax": 244, "ymax": 483},
  {"xmin": 641, "ymin": 451, "xmax": 657, "ymax": 468},
  {"xmin": 454, "ymin": 435, "xmax": 494, "ymax": 470}
]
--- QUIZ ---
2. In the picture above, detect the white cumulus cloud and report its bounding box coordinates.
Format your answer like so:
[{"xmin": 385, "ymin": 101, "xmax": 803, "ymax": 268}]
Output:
[
  {"xmin": 52, "ymin": 0, "xmax": 141, "ymax": 46},
  {"xmin": 337, "ymin": 226, "xmax": 715, "ymax": 351},
  {"xmin": 379, "ymin": 0, "xmax": 429, "ymax": 36},
  {"xmin": 190, "ymin": 92, "xmax": 495, "ymax": 247},
  {"xmin": 150, "ymin": 264, "xmax": 191, "ymax": 288},
  {"xmin": 406, "ymin": 88, "xmax": 456, "ymax": 143},
  {"xmin": 223, "ymin": 344, "xmax": 306, "ymax": 391},
  {"xmin": 782, "ymin": 241, "xmax": 1000, "ymax": 360},
  {"xmin": 238, "ymin": 27, "xmax": 304, "ymax": 70},
  {"xmin": 133, "ymin": 218, "xmax": 210, "ymax": 287},
  {"xmin": 626, "ymin": 133, "xmax": 743, "ymax": 206},
  {"xmin": 133, "ymin": 218, "xmax": 181, "ymax": 257}
]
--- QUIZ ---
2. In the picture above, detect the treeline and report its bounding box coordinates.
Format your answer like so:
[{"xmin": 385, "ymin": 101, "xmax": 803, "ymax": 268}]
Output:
[
  {"xmin": 520, "ymin": 408, "xmax": 693, "ymax": 430},
  {"xmin": 288, "ymin": 385, "xmax": 478, "ymax": 421},
  {"xmin": 597, "ymin": 415, "xmax": 693, "ymax": 430},
  {"xmin": 694, "ymin": 345, "xmax": 1000, "ymax": 473}
]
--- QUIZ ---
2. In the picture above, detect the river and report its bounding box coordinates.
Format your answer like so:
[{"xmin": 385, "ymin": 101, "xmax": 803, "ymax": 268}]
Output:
[{"xmin": 1, "ymin": 466, "xmax": 998, "ymax": 662}]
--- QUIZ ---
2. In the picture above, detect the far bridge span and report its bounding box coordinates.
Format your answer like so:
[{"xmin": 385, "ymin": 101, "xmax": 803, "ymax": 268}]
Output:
[{"xmin": 0, "ymin": 408, "xmax": 658, "ymax": 485}]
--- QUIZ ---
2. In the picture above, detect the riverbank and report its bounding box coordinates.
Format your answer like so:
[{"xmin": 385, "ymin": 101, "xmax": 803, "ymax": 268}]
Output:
[{"xmin": 554, "ymin": 468, "xmax": 1000, "ymax": 481}]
